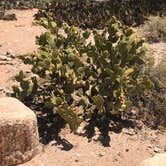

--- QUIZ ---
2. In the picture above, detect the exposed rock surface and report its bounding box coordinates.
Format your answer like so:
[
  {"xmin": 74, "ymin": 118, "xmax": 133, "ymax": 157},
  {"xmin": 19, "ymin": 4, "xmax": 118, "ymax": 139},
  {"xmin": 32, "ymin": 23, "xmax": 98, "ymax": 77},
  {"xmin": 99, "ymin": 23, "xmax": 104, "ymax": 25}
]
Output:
[
  {"xmin": 0, "ymin": 97, "xmax": 40, "ymax": 166},
  {"xmin": 140, "ymin": 153, "xmax": 166, "ymax": 166}
]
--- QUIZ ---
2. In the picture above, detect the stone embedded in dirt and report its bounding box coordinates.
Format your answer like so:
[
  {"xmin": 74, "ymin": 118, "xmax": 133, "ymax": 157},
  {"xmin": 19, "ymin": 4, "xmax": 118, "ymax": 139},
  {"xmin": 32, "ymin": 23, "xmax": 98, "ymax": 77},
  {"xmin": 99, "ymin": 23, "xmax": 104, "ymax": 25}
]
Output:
[
  {"xmin": 154, "ymin": 147, "xmax": 162, "ymax": 153},
  {"xmin": 147, "ymin": 144, "xmax": 153, "ymax": 149},
  {"xmin": 75, "ymin": 122, "xmax": 87, "ymax": 136},
  {"xmin": 122, "ymin": 128, "xmax": 135, "ymax": 136},
  {"xmin": 93, "ymin": 134, "xmax": 99, "ymax": 142},
  {"xmin": 0, "ymin": 97, "xmax": 40, "ymax": 166},
  {"xmin": 99, "ymin": 152, "xmax": 105, "ymax": 157},
  {"xmin": 140, "ymin": 153, "xmax": 166, "ymax": 166},
  {"xmin": 0, "ymin": 55, "xmax": 13, "ymax": 61}
]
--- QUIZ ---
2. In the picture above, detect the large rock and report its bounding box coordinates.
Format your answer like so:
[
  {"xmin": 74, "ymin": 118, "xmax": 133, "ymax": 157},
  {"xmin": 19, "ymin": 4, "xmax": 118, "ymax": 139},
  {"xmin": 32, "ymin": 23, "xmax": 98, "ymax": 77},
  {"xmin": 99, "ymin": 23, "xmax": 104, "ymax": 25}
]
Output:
[
  {"xmin": 140, "ymin": 153, "xmax": 166, "ymax": 166},
  {"xmin": 0, "ymin": 97, "xmax": 40, "ymax": 166}
]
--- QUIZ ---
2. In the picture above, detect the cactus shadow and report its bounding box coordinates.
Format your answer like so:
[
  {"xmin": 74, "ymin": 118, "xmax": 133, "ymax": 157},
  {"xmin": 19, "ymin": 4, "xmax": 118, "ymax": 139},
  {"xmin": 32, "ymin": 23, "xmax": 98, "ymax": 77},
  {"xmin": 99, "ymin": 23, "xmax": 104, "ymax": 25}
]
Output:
[
  {"xmin": 34, "ymin": 106, "xmax": 73, "ymax": 151},
  {"xmin": 84, "ymin": 112, "xmax": 136, "ymax": 147}
]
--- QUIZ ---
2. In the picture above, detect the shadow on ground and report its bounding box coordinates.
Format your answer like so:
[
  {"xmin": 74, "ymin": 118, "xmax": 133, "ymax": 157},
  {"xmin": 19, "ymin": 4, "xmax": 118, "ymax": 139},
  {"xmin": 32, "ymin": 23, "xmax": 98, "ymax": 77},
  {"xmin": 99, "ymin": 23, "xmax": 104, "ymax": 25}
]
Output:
[
  {"xmin": 84, "ymin": 111, "xmax": 136, "ymax": 147},
  {"xmin": 34, "ymin": 106, "xmax": 137, "ymax": 149},
  {"xmin": 37, "ymin": 109, "xmax": 73, "ymax": 151}
]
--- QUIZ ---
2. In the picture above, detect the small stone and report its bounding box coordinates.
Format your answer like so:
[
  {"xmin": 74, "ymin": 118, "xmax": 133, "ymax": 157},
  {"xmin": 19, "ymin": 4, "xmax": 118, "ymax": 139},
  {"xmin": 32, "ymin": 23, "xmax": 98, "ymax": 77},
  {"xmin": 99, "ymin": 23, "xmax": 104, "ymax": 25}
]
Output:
[
  {"xmin": 122, "ymin": 128, "xmax": 134, "ymax": 136},
  {"xmin": 0, "ymin": 55, "xmax": 12, "ymax": 61},
  {"xmin": 75, "ymin": 159, "xmax": 79, "ymax": 162},
  {"xmin": 0, "ymin": 87, "xmax": 3, "ymax": 91},
  {"xmin": 74, "ymin": 153, "xmax": 80, "ymax": 162},
  {"xmin": 99, "ymin": 152, "xmax": 105, "ymax": 157},
  {"xmin": 76, "ymin": 153, "xmax": 81, "ymax": 157},
  {"xmin": 76, "ymin": 122, "xmax": 87, "ymax": 135},
  {"xmin": 147, "ymin": 144, "xmax": 153, "ymax": 149},
  {"xmin": 154, "ymin": 147, "xmax": 161, "ymax": 153},
  {"xmin": 50, "ymin": 140, "xmax": 56, "ymax": 146},
  {"xmin": 93, "ymin": 135, "xmax": 99, "ymax": 141}
]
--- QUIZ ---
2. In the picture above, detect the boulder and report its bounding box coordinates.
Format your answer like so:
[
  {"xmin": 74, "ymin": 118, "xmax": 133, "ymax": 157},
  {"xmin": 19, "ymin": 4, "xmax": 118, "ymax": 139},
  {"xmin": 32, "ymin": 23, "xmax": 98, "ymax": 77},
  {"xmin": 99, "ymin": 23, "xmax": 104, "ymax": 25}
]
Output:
[
  {"xmin": 140, "ymin": 153, "xmax": 166, "ymax": 166},
  {"xmin": 0, "ymin": 97, "xmax": 40, "ymax": 166}
]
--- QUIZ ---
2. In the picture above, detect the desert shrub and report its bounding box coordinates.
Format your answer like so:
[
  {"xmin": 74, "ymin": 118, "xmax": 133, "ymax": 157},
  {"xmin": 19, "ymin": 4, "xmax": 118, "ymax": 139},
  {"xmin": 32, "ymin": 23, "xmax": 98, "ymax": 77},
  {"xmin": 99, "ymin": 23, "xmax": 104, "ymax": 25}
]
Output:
[
  {"xmin": 142, "ymin": 55, "xmax": 166, "ymax": 127},
  {"xmin": 138, "ymin": 16, "xmax": 166, "ymax": 43},
  {"xmin": 35, "ymin": 0, "xmax": 166, "ymax": 29},
  {"xmin": 0, "ymin": 0, "xmax": 52, "ymax": 10},
  {"xmin": 11, "ymin": 16, "xmax": 153, "ymax": 132}
]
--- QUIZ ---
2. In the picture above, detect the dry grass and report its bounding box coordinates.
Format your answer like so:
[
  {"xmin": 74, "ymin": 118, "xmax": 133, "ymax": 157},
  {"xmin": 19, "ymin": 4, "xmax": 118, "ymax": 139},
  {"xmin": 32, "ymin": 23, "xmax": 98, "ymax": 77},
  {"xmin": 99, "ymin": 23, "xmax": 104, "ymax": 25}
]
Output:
[{"xmin": 138, "ymin": 16, "xmax": 166, "ymax": 43}]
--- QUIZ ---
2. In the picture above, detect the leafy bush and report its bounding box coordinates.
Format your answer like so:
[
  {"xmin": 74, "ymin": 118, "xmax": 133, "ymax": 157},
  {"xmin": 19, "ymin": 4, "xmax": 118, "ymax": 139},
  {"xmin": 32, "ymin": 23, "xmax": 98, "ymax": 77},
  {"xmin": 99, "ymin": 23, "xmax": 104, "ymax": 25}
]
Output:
[
  {"xmin": 11, "ymin": 16, "xmax": 153, "ymax": 132},
  {"xmin": 35, "ymin": 0, "xmax": 166, "ymax": 29},
  {"xmin": 138, "ymin": 16, "xmax": 166, "ymax": 43}
]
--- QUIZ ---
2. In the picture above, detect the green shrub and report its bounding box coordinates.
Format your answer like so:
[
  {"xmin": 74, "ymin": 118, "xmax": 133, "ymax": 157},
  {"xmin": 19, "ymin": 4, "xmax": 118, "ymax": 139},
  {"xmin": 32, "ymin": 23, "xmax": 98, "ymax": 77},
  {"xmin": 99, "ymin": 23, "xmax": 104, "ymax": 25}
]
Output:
[
  {"xmin": 138, "ymin": 16, "xmax": 166, "ymax": 43},
  {"xmin": 35, "ymin": 0, "xmax": 166, "ymax": 29},
  {"xmin": 11, "ymin": 16, "xmax": 153, "ymax": 132}
]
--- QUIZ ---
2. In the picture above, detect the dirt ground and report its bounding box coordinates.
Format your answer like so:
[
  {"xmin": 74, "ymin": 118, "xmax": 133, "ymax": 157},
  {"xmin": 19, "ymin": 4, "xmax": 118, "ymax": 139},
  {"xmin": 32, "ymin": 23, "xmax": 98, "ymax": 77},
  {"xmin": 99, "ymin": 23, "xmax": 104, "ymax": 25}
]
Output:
[
  {"xmin": 0, "ymin": 9, "xmax": 166, "ymax": 166},
  {"xmin": 0, "ymin": 9, "xmax": 45, "ymax": 95}
]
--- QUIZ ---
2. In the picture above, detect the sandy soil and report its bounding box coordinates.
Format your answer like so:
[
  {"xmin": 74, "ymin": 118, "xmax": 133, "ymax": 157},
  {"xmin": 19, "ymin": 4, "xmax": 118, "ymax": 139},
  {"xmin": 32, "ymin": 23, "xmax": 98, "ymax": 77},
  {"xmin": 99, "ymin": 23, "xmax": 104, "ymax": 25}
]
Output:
[
  {"xmin": 0, "ymin": 9, "xmax": 45, "ymax": 55},
  {"xmin": 0, "ymin": 9, "xmax": 45, "ymax": 95},
  {"xmin": 0, "ymin": 9, "xmax": 165, "ymax": 166},
  {"xmin": 20, "ymin": 127, "xmax": 166, "ymax": 166}
]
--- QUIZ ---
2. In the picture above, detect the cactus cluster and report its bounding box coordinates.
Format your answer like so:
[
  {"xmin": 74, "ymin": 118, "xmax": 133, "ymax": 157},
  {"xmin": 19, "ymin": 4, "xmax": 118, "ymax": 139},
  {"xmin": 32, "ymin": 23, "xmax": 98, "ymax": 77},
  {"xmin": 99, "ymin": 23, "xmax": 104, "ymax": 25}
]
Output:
[
  {"xmin": 35, "ymin": 0, "xmax": 166, "ymax": 29},
  {"xmin": 12, "ymin": 16, "xmax": 153, "ymax": 132}
]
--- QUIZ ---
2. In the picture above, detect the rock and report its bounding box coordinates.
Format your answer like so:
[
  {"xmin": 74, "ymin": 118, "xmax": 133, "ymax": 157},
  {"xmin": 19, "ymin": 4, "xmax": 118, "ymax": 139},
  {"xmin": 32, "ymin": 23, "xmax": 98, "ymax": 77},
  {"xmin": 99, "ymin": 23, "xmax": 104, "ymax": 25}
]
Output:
[
  {"xmin": 0, "ymin": 97, "xmax": 40, "ymax": 166},
  {"xmin": 76, "ymin": 122, "xmax": 87, "ymax": 136},
  {"xmin": 147, "ymin": 144, "xmax": 153, "ymax": 149},
  {"xmin": 154, "ymin": 147, "xmax": 161, "ymax": 153},
  {"xmin": 140, "ymin": 153, "xmax": 166, "ymax": 166},
  {"xmin": 0, "ymin": 55, "xmax": 12, "ymax": 61},
  {"xmin": 93, "ymin": 135, "xmax": 99, "ymax": 141},
  {"xmin": 99, "ymin": 152, "xmax": 105, "ymax": 157},
  {"xmin": 122, "ymin": 128, "xmax": 135, "ymax": 136}
]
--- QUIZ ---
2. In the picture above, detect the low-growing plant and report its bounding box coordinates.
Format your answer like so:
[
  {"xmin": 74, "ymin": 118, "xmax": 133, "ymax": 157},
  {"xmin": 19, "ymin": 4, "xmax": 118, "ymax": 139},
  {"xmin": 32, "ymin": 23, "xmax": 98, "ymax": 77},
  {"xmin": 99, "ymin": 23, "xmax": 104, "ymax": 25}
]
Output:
[{"xmin": 11, "ymin": 16, "xmax": 153, "ymax": 132}]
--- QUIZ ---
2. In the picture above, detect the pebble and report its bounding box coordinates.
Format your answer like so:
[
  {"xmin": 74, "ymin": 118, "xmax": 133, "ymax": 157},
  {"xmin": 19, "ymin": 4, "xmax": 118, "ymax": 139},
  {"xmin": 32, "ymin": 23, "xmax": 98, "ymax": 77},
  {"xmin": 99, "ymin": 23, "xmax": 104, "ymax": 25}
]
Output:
[
  {"xmin": 93, "ymin": 135, "xmax": 99, "ymax": 141},
  {"xmin": 122, "ymin": 128, "xmax": 135, "ymax": 136},
  {"xmin": 99, "ymin": 152, "xmax": 105, "ymax": 157},
  {"xmin": 154, "ymin": 147, "xmax": 161, "ymax": 153}
]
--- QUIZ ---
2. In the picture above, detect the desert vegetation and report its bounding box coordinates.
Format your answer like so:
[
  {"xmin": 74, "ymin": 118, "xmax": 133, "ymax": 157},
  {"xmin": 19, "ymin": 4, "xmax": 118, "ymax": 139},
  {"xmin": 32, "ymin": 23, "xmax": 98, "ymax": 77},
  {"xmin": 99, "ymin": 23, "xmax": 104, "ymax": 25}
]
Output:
[{"xmin": 0, "ymin": 0, "xmax": 166, "ymax": 165}]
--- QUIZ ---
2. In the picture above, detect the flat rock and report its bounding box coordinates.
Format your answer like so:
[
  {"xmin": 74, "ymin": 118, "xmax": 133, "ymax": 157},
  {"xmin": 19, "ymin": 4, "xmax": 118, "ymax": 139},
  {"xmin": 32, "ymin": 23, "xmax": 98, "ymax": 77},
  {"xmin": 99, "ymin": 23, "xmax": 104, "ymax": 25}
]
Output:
[
  {"xmin": 140, "ymin": 153, "xmax": 166, "ymax": 166},
  {"xmin": 0, "ymin": 97, "xmax": 40, "ymax": 166}
]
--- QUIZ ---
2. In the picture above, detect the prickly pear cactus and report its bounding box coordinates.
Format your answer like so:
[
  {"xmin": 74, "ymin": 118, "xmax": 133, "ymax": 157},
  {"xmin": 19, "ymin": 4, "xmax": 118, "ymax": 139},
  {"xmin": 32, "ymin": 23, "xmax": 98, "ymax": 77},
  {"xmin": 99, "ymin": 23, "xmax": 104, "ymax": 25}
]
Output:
[{"xmin": 12, "ymin": 16, "xmax": 153, "ymax": 132}]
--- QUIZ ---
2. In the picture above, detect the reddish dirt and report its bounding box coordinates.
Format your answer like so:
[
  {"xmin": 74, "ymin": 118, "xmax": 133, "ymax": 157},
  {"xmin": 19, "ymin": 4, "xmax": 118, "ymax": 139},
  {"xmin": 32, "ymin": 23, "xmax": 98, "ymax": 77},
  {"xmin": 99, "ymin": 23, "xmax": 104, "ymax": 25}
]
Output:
[
  {"xmin": 0, "ymin": 9, "xmax": 165, "ymax": 166},
  {"xmin": 20, "ymin": 127, "xmax": 166, "ymax": 166},
  {"xmin": 0, "ymin": 9, "xmax": 45, "ymax": 96},
  {"xmin": 0, "ymin": 9, "xmax": 45, "ymax": 55}
]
